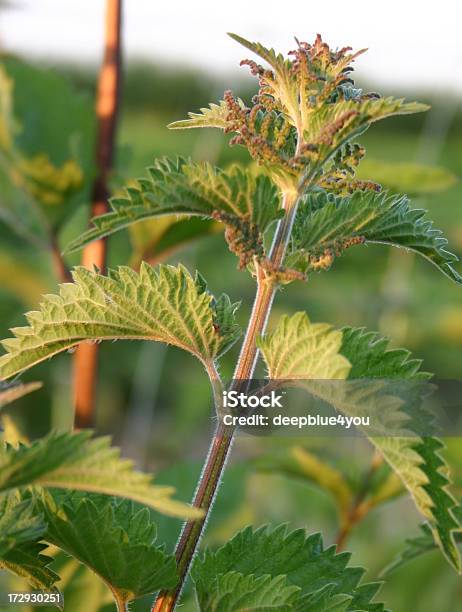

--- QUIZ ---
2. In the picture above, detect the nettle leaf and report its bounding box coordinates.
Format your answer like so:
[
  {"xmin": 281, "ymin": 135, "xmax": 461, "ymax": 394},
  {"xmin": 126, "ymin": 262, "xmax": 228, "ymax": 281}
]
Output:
[
  {"xmin": 0, "ymin": 263, "xmax": 240, "ymax": 380},
  {"xmin": 39, "ymin": 491, "xmax": 178, "ymax": 606},
  {"xmin": 168, "ymin": 32, "xmax": 295, "ymax": 131},
  {"xmin": 0, "ymin": 542, "xmax": 59, "ymax": 596},
  {"xmin": 0, "ymin": 492, "xmax": 46, "ymax": 555},
  {"xmin": 0, "ymin": 57, "xmax": 94, "ymax": 231},
  {"xmin": 66, "ymin": 158, "xmax": 281, "ymax": 268},
  {"xmin": 228, "ymin": 33, "xmax": 288, "ymax": 74},
  {"xmin": 168, "ymin": 99, "xmax": 236, "ymax": 130},
  {"xmin": 44, "ymin": 553, "xmax": 114, "ymax": 612},
  {"xmin": 339, "ymin": 327, "xmax": 426, "ymax": 380},
  {"xmin": 340, "ymin": 327, "xmax": 461, "ymax": 572},
  {"xmin": 0, "ymin": 492, "xmax": 59, "ymax": 593},
  {"xmin": 0, "ymin": 66, "xmax": 49, "ymax": 246},
  {"xmin": 382, "ymin": 504, "xmax": 462, "ymax": 577},
  {"xmin": 0, "ymin": 431, "xmax": 201, "ymax": 519},
  {"xmin": 259, "ymin": 315, "xmax": 461, "ymax": 572},
  {"xmin": 228, "ymin": 33, "xmax": 301, "ymax": 127},
  {"xmin": 257, "ymin": 312, "xmax": 351, "ymax": 379},
  {"xmin": 197, "ymin": 571, "xmax": 300, "ymax": 612},
  {"xmin": 0, "ymin": 380, "xmax": 42, "ymax": 410},
  {"xmin": 288, "ymin": 190, "xmax": 461, "ymax": 283},
  {"xmin": 192, "ymin": 524, "xmax": 385, "ymax": 611},
  {"xmin": 303, "ymin": 97, "xmax": 427, "ymax": 146}
]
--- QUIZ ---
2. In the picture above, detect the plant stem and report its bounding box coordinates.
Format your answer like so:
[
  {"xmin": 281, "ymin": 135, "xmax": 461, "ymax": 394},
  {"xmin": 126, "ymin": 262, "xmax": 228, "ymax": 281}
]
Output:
[
  {"xmin": 112, "ymin": 590, "xmax": 128, "ymax": 612},
  {"xmin": 335, "ymin": 451, "xmax": 383, "ymax": 550},
  {"xmin": 73, "ymin": 0, "xmax": 122, "ymax": 429},
  {"xmin": 152, "ymin": 192, "xmax": 299, "ymax": 612}
]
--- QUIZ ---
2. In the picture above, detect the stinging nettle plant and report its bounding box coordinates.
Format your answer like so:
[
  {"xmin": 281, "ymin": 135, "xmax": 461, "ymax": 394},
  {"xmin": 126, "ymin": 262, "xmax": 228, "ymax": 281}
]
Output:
[{"xmin": 1, "ymin": 33, "xmax": 462, "ymax": 611}]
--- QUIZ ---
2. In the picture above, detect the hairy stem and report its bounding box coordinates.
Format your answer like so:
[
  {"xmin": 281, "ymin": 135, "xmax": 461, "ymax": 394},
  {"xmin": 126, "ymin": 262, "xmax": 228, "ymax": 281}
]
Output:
[
  {"xmin": 152, "ymin": 192, "xmax": 299, "ymax": 612},
  {"xmin": 112, "ymin": 590, "xmax": 128, "ymax": 612},
  {"xmin": 73, "ymin": 0, "xmax": 122, "ymax": 428}
]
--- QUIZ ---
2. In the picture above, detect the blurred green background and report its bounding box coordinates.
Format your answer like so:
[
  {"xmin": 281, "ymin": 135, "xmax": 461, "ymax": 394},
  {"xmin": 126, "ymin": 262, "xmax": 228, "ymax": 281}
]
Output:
[{"xmin": 0, "ymin": 16, "xmax": 462, "ymax": 612}]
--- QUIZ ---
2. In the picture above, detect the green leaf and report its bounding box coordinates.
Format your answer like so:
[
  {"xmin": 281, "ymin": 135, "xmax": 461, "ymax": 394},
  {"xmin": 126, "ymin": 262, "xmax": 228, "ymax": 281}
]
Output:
[
  {"xmin": 192, "ymin": 524, "xmax": 385, "ymax": 611},
  {"xmin": 288, "ymin": 190, "xmax": 461, "ymax": 284},
  {"xmin": 197, "ymin": 571, "xmax": 300, "ymax": 611},
  {"xmin": 169, "ymin": 30, "xmax": 295, "ymax": 133},
  {"xmin": 257, "ymin": 312, "xmax": 351, "ymax": 379},
  {"xmin": 0, "ymin": 492, "xmax": 59, "ymax": 593},
  {"xmin": 0, "ymin": 263, "xmax": 240, "ymax": 380},
  {"xmin": 381, "ymin": 504, "xmax": 462, "ymax": 577},
  {"xmin": 0, "ymin": 65, "xmax": 49, "ymax": 246},
  {"xmin": 0, "ymin": 542, "xmax": 59, "ymax": 595},
  {"xmin": 296, "ymin": 585, "xmax": 353, "ymax": 611},
  {"xmin": 340, "ymin": 327, "xmax": 461, "ymax": 573},
  {"xmin": 39, "ymin": 491, "xmax": 178, "ymax": 606},
  {"xmin": 0, "ymin": 431, "xmax": 202, "ymax": 519},
  {"xmin": 300, "ymin": 98, "xmax": 428, "ymax": 179},
  {"xmin": 227, "ymin": 33, "xmax": 303, "ymax": 131},
  {"xmin": 0, "ymin": 57, "xmax": 95, "ymax": 231},
  {"xmin": 339, "ymin": 327, "xmax": 426, "ymax": 380},
  {"xmin": 258, "ymin": 315, "xmax": 461, "ymax": 573},
  {"xmin": 303, "ymin": 98, "xmax": 428, "ymax": 145},
  {"xmin": 381, "ymin": 524, "xmax": 445, "ymax": 577},
  {"xmin": 0, "ymin": 492, "xmax": 46, "ymax": 555},
  {"xmin": 356, "ymin": 160, "xmax": 458, "ymax": 194},
  {"xmin": 228, "ymin": 33, "xmax": 288, "ymax": 74},
  {"xmin": 66, "ymin": 158, "xmax": 281, "ymax": 268},
  {"xmin": 168, "ymin": 100, "xmax": 234, "ymax": 130},
  {"xmin": 0, "ymin": 381, "xmax": 42, "ymax": 410},
  {"xmin": 37, "ymin": 553, "xmax": 114, "ymax": 612}
]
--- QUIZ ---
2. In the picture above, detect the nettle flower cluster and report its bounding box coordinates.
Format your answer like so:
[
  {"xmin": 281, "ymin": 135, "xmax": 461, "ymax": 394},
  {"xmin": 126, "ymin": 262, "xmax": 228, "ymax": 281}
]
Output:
[
  {"xmin": 64, "ymin": 32, "xmax": 460, "ymax": 286},
  {"xmin": 210, "ymin": 34, "xmax": 425, "ymax": 275},
  {"xmin": 224, "ymin": 35, "xmax": 379, "ymax": 188}
]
